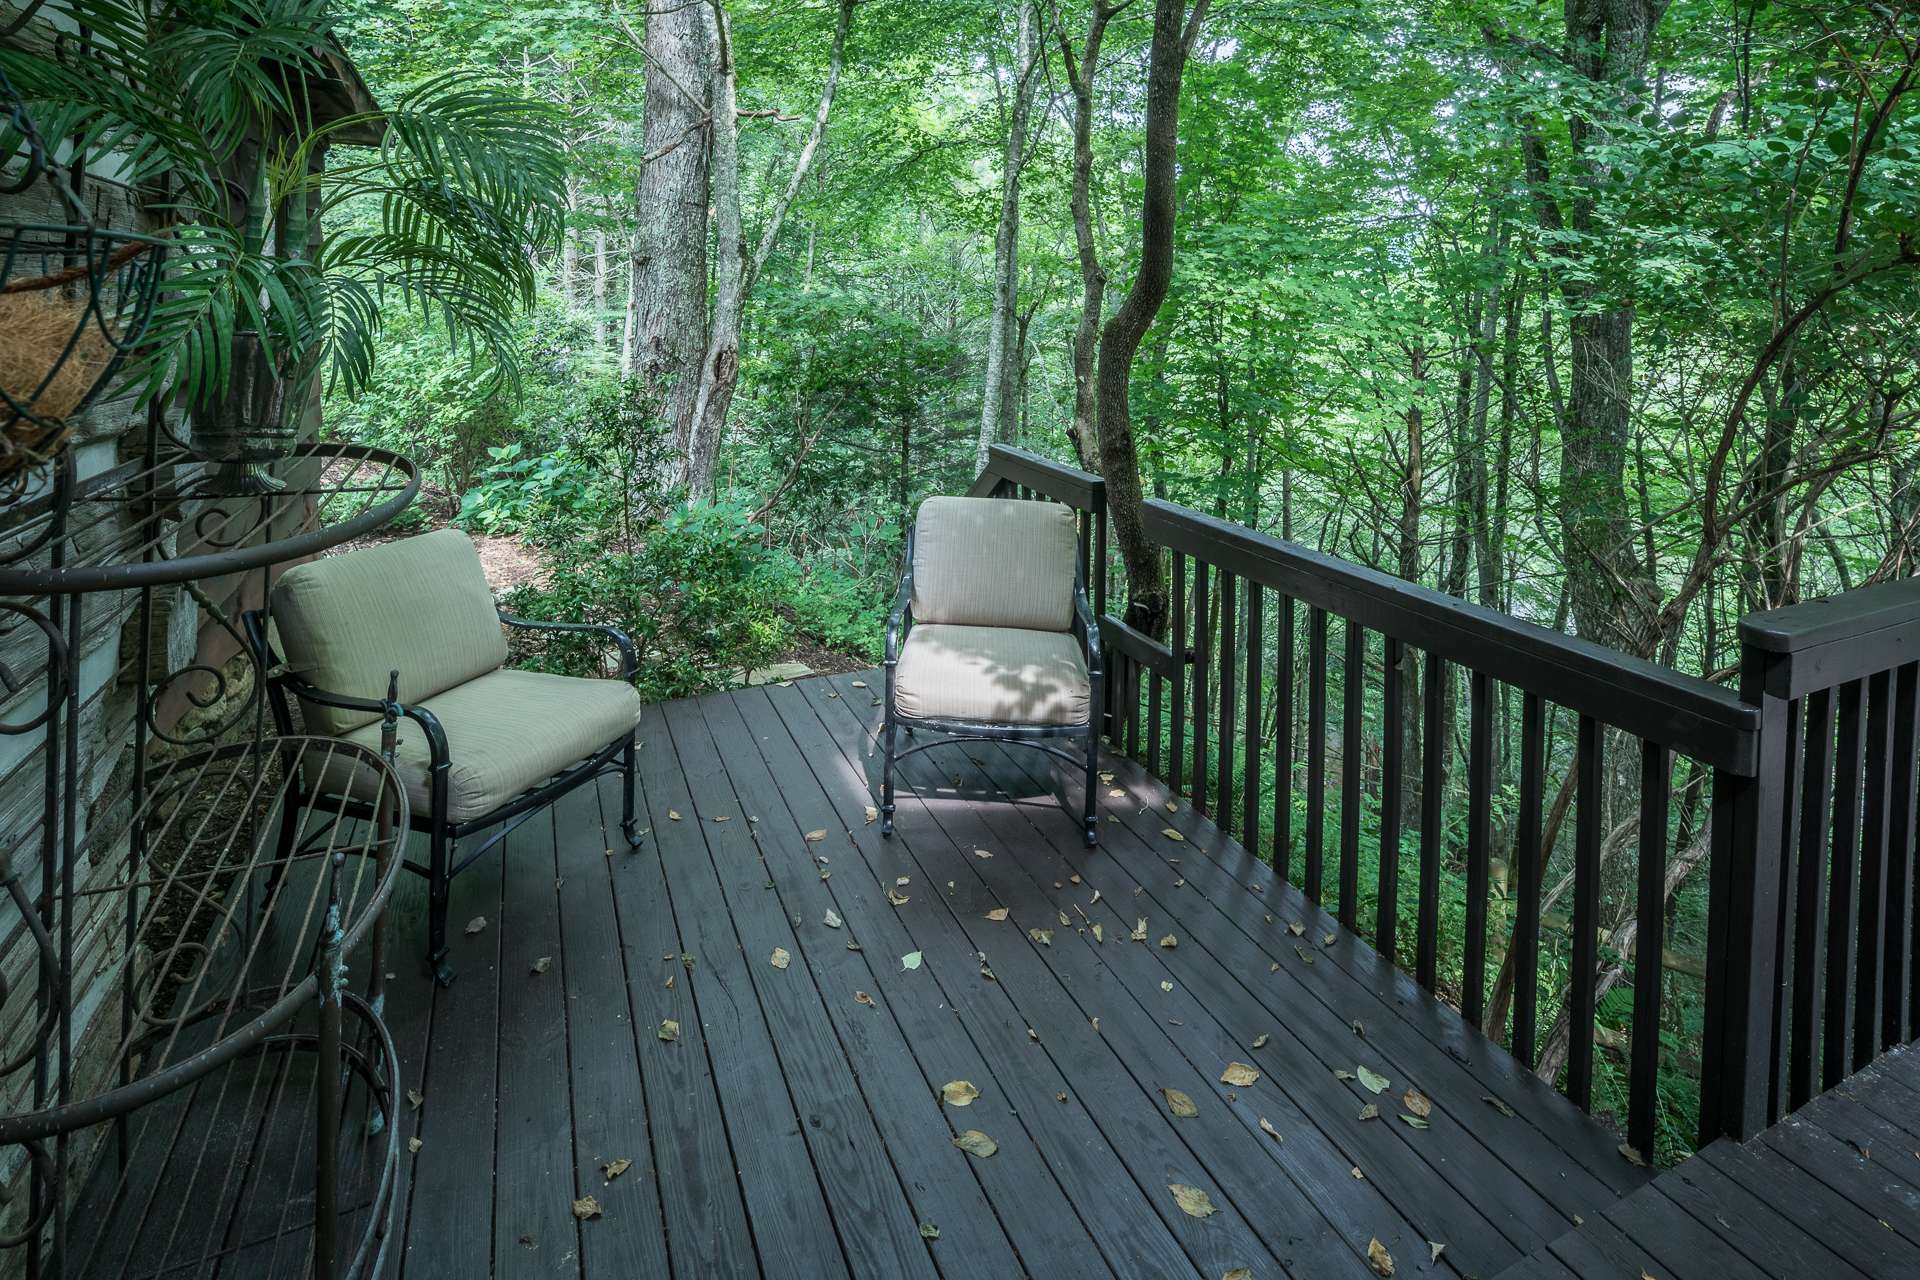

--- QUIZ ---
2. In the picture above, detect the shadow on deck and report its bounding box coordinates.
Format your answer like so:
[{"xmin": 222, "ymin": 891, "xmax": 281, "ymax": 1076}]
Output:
[{"xmin": 373, "ymin": 669, "xmax": 1652, "ymax": 1280}]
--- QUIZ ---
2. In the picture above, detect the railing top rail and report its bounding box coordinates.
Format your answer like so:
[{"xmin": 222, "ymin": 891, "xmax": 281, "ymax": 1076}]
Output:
[
  {"xmin": 970, "ymin": 444, "xmax": 1103, "ymax": 509},
  {"xmin": 1736, "ymin": 576, "xmax": 1920, "ymax": 698},
  {"xmin": 1143, "ymin": 498, "xmax": 1760, "ymax": 774}
]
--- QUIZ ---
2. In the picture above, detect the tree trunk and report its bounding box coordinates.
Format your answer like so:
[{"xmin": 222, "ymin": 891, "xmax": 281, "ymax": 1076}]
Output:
[
  {"xmin": 1094, "ymin": 0, "xmax": 1210, "ymax": 637},
  {"xmin": 632, "ymin": 0, "xmax": 711, "ymax": 465},
  {"xmin": 977, "ymin": 0, "xmax": 1041, "ymax": 471},
  {"xmin": 560, "ymin": 171, "xmax": 581, "ymax": 306},
  {"xmin": 682, "ymin": 0, "xmax": 855, "ymax": 501},
  {"xmin": 593, "ymin": 228, "xmax": 609, "ymax": 352},
  {"xmin": 620, "ymin": 233, "xmax": 640, "ymax": 377},
  {"xmin": 1049, "ymin": 0, "xmax": 1117, "ymax": 473}
]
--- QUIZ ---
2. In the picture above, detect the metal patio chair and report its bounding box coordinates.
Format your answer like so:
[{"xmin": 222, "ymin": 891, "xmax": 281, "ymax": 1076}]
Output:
[
  {"xmin": 881, "ymin": 495, "xmax": 1104, "ymax": 845},
  {"xmin": 243, "ymin": 528, "xmax": 642, "ymax": 985}
]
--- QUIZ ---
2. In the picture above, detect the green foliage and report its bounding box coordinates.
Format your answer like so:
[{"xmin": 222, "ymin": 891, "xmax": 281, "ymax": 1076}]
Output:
[{"xmin": 504, "ymin": 504, "xmax": 791, "ymax": 702}]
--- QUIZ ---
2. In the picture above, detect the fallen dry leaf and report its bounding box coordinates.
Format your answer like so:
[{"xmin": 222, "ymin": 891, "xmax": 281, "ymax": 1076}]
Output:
[
  {"xmin": 941, "ymin": 1080, "xmax": 980, "ymax": 1107},
  {"xmin": 824, "ymin": 909, "xmax": 843, "ymax": 929},
  {"xmin": 464, "ymin": 916, "xmax": 487, "ymax": 936},
  {"xmin": 573, "ymin": 1196, "xmax": 602, "ymax": 1221},
  {"xmin": 1223, "ymin": 1271, "xmax": 1251, "ymax": 1280},
  {"xmin": 1161, "ymin": 828, "xmax": 1186, "ymax": 842},
  {"xmin": 902, "ymin": 951, "xmax": 923, "ymax": 970},
  {"xmin": 712, "ymin": 814, "xmax": 730, "ymax": 823},
  {"xmin": 658, "ymin": 1020, "xmax": 680, "ymax": 1042},
  {"xmin": 952, "ymin": 1130, "xmax": 997, "ymax": 1158},
  {"xmin": 986, "ymin": 907, "xmax": 1009, "ymax": 922},
  {"xmin": 850, "ymin": 679, "xmax": 867, "ymax": 688},
  {"xmin": 770, "ymin": 947, "xmax": 791, "ymax": 970},
  {"xmin": 887, "ymin": 889, "xmax": 911, "ymax": 907},
  {"xmin": 1159, "ymin": 934, "xmax": 1179, "ymax": 949},
  {"xmin": 1092, "ymin": 923, "xmax": 1105, "ymax": 942},
  {"xmin": 1221, "ymin": 1061, "xmax": 1260, "ymax": 1087},
  {"xmin": 408, "ymin": 1136, "xmax": 422, "ymax": 1153},
  {"xmin": 1259, "ymin": 1117, "xmax": 1282, "ymax": 1141},
  {"xmin": 1251, "ymin": 1033, "xmax": 1270, "ymax": 1049},
  {"xmin": 1619, "ymin": 1142, "xmax": 1649, "ymax": 1168},
  {"xmin": 1169, "ymin": 1184, "xmax": 1217, "ymax": 1218},
  {"xmin": 669, "ymin": 810, "xmax": 682, "ymax": 822},
  {"xmin": 1162, "ymin": 1087, "xmax": 1199, "ymax": 1117},
  {"xmin": 1483, "ymin": 1094, "xmax": 1516, "ymax": 1118},
  {"xmin": 865, "ymin": 806, "xmax": 879, "ymax": 824},
  {"xmin": 804, "ymin": 829, "xmax": 827, "ymax": 842},
  {"xmin": 1359, "ymin": 1103, "xmax": 1380, "ymax": 1121},
  {"xmin": 1160, "ymin": 981, "xmax": 1174, "ymax": 992},
  {"xmin": 919, "ymin": 1222, "xmax": 940, "ymax": 1240},
  {"xmin": 1367, "ymin": 1237, "xmax": 1393, "ymax": 1276},
  {"xmin": 1403, "ymin": 1089, "xmax": 1432, "ymax": 1119},
  {"xmin": 974, "ymin": 848, "xmax": 994, "ymax": 859},
  {"xmin": 855, "ymin": 990, "xmax": 875, "ymax": 1006},
  {"xmin": 1429, "ymin": 1241, "xmax": 1445, "ymax": 1263},
  {"xmin": 1400, "ymin": 1114, "xmax": 1430, "ymax": 1130},
  {"xmin": 1131, "ymin": 917, "xmax": 1149, "ymax": 942},
  {"xmin": 531, "ymin": 956, "xmax": 552, "ymax": 975},
  {"xmin": 407, "ymin": 1088, "xmax": 424, "ymax": 1110},
  {"xmin": 1356, "ymin": 1065, "xmax": 1390, "ymax": 1094},
  {"xmin": 602, "ymin": 1157, "xmax": 631, "ymax": 1181},
  {"xmin": 1029, "ymin": 928, "xmax": 1054, "ymax": 945}
]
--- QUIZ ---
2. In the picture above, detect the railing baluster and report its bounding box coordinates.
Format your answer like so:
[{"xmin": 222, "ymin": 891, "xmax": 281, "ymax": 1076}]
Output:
[
  {"xmin": 1826, "ymin": 678, "xmax": 1865, "ymax": 1090},
  {"xmin": 1513, "ymin": 691, "xmax": 1545, "ymax": 1067},
  {"xmin": 1417, "ymin": 649, "xmax": 1443, "ymax": 991},
  {"xmin": 1126, "ymin": 651, "xmax": 1142, "ymax": 759},
  {"xmin": 1275, "ymin": 595, "xmax": 1296, "ymax": 884},
  {"xmin": 1770, "ymin": 694, "xmax": 1804, "ymax": 1122},
  {"xmin": 1888, "ymin": 663, "xmax": 1919, "ymax": 1048},
  {"xmin": 1094, "ymin": 503, "xmax": 1108, "ymax": 621},
  {"xmin": 1243, "ymin": 586, "xmax": 1264, "ymax": 858},
  {"xmin": 1463, "ymin": 670, "xmax": 1493, "ymax": 1024},
  {"xmin": 1306, "ymin": 606, "xmax": 1329, "ymax": 904},
  {"xmin": 1170, "ymin": 553, "xmax": 1186, "ymax": 796},
  {"xmin": 1790, "ymin": 686, "xmax": 1834, "ymax": 1110},
  {"xmin": 1568, "ymin": 713, "xmax": 1603, "ymax": 1111},
  {"xmin": 1630, "ymin": 739, "xmax": 1672, "ymax": 1161},
  {"xmin": 1378, "ymin": 635, "xmax": 1404, "ymax": 960},
  {"xmin": 1856, "ymin": 669, "xmax": 1894, "ymax": 1069},
  {"xmin": 1193, "ymin": 560, "xmax": 1211, "ymax": 817},
  {"xmin": 1147, "ymin": 666, "xmax": 1164, "ymax": 778},
  {"xmin": 1340, "ymin": 620, "xmax": 1364, "ymax": 929},
  {"xmin": 1218, "ymin": 571, "xmax": 1238, "ymax": 838}
]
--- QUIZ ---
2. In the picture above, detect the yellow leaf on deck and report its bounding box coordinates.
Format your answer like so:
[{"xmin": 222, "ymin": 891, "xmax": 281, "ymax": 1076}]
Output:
[
  {"xmin": 573, "ymin": 1196, "xmax": 602, "ymax": 1220},
  {"xmin": 1367, "ymin": 1237, "xmax": 1393, "ymax": 1276},
  {"xmin": 1169, "ymin": 1184, "xmax": 1217, "ymax": 1218},
  {"xmin": 941, "ymin": 1080, "xmax": 980, "ymax": 1107},
  {"xmin": 1221, "ymin": 1062, "xmax": 1260, "ymax": 1087},
  {"xmin": 1161, "ymin": 1087, "xmax": 1198, "ymax": 1118}
]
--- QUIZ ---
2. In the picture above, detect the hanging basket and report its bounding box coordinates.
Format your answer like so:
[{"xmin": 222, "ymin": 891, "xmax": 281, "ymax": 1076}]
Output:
[{"xmin": 0, "ymin": 69, "xmax": 168, "ymax": 497}]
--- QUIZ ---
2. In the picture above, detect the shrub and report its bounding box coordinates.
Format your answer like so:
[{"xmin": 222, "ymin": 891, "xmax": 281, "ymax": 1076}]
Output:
[{"xmin": 504, "ymin": 503, "xmax": 790, "ymax": 701}]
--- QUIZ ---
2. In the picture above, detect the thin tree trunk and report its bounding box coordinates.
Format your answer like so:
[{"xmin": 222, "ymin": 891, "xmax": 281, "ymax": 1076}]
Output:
[
  {"xmin": 593, "ymin": 228, "xmax": 609, "ymax": 352},
  {"xmin": 1095, "ymin": 0, "xmax": 1211, "ymax": 637},
  {"xmin": 683, "ymin": 0, "xmax": 855, "ymax": 501},
  {"xmin": 620, "ymin": 233, "xmax": 640, "ymax": 377},
  {"xmin": 1048, "ymin": 0, "xmax": 1118, "ymax": 472},
  {"xmin": 977, "ymin": 0, "xmax": 1041, "ymax": 471},
  {"xmin": 632, "ymin": 0, "xmax": 710, "ymax": 464}
]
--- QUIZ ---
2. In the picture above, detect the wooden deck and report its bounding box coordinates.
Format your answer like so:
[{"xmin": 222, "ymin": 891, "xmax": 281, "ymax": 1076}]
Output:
[
  {"xmin": 371, "ymin": 669, "xmax": 1652, "ymax": 1280},
  {"xmin": 1498, "ymin": 1042, "xmax": 1920, "ymax": 1279}
]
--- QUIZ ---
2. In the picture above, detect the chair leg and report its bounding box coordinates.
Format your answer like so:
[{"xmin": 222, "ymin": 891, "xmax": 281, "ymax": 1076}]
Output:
[
  {"xmin": 620, "ymin": 730, "xmax": 640, "ymax": 845},
  {"xmin": 881, "ymin": 687, "xmax": 898, "ymax": 838},
  {"xmin": 1083, "ymin": 727, "xmax": 1100, "ymax": 848},
  {"xmin": 426, "ymin": 759, "xmax": 455, "ymax": 986}
]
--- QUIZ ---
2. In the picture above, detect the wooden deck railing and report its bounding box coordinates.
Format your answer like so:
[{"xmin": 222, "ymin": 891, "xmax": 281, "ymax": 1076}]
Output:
[{"xmin": 969, "ymin": 443, "xmax": 1920, "ymax": 1159}]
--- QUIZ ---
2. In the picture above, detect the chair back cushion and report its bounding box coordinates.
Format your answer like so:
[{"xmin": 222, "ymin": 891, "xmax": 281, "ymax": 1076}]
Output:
[
  {"xmin": 911, "ymin": 496, "xmax": 1077, "ymax": 631},
  {"xmin": 272, "ymin": 529, "xmax": 508, "ymax": 735}
]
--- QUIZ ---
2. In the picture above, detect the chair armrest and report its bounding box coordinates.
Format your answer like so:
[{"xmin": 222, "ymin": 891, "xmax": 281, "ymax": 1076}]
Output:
[
  {"xmin": 497, "ymin": 610, "xmax": 637, "ymax": 680},
  {"xmin": 885, "ymin": 529, "xmax": 915, "ymax": 666},
  {"xmin": 1074, "ymin": 580, "xmax": 1104, "ymax": 679},
  {"xmin": 277, "ymin": 670, "xmax": 451, "ymax": 762}
]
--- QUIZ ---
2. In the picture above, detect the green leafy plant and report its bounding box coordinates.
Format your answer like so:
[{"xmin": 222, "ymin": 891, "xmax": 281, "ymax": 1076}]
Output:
[{"xmin": 1, "ymin": 0, "xmax": 567, "ymax": 418}]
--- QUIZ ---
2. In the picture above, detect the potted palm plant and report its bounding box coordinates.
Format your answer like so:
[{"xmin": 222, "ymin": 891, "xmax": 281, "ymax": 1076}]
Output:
[{"xmin": 0, "ymin": 0, "xmax": 566, "ymax": 487}]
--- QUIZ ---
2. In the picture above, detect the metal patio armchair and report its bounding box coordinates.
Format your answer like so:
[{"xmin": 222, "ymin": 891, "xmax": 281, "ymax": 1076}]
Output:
[
  {"xmin": 881, "ymin": 495, "xmax": 1104, "ymax": 845},
  {"xmin": 243, "ymin": 529, "xmax": 642, "ymax": 985}
]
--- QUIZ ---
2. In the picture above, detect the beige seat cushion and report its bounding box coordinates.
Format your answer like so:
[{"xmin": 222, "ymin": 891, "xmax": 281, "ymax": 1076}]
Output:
[
  {"xmin": 313, "ymin": 668, "xmax": 642, "ymax": 823},
  {"xmin": 912, "ymin": 496, "xmax": 1077, "ymax": 631},
  {"xmin": 273, "ymin": 529, "xmax": 508, "ymax": 735},
  {"xmin": 894, "ymin": 624, "xmax": 1090, "ymax": 727}
]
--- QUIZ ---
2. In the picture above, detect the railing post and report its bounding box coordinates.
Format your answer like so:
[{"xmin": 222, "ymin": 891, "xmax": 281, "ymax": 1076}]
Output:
[{"xmin": 1701, "ymin": 640, "xmax": 1791, "ymax": 1144}]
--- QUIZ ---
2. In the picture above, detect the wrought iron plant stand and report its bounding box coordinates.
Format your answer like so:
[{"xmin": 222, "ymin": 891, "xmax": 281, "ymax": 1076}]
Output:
[{"xmin": 0, "ymin": 74, "xmax": 424, "ymax": 1279}]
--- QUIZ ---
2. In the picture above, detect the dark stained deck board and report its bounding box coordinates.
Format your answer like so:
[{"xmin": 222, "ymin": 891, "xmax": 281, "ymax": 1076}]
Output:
[
  {"xmin": 687, "ymin": 688, "xmax": 1090, "ymax": 1280},
  {"xmin": 716, "ymin": 684, "xmax": 1189, "ymax": 1280},
  {"xmin": 630, "ymin": 702, "xmax": 850, "ymax": 1279},
  {"xmin": 799, "ymin": 678, "xmax": 1491, "ymax": 1274},
  {"xmin": 551, "ymin": 778, "xmax": 672, "ymax": 1276},
  {"xmin": 1496, "ymin": 1043, "xmax": 1920, "ymax": 1279},
  {"xmin": 655, "ymin": 696, "xmax": 946, "ymax": 1280},
  {"xmin": 341, "ymin": 670, "xmax": 1739, "ymax": 1280},
  {"xmin": 782, "ymin": 681, "xmax": 1289, "ymax": 1280},
  {"xmin": 1091, "ymin": 738, "xmax": 1645, "ymax": 1200},
  {"xmin": 806, "ymin": 671, "xmax": 1640, "ymax": 1274}
]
